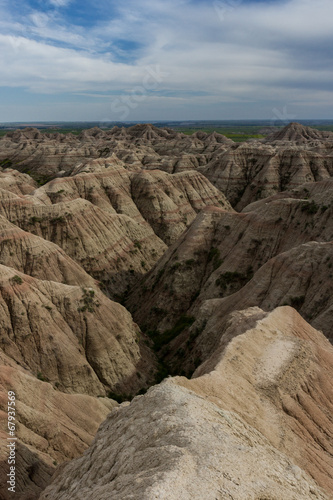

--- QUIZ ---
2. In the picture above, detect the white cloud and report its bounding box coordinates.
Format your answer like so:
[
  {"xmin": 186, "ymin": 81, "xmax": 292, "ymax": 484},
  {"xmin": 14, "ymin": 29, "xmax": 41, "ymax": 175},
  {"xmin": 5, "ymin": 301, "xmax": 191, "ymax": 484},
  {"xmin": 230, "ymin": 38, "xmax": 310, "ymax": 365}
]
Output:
[{"xmin": 0, "ymin": 0, "xmax": 333, "ymax": 120}]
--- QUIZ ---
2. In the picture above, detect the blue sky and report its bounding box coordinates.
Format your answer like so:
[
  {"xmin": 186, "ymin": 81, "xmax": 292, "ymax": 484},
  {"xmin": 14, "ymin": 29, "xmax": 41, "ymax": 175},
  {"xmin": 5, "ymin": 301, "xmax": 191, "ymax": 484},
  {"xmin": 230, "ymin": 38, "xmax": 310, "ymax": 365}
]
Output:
[{"xmin": 0, "ymin": 0, "xmax": 332, "ymax": 122}]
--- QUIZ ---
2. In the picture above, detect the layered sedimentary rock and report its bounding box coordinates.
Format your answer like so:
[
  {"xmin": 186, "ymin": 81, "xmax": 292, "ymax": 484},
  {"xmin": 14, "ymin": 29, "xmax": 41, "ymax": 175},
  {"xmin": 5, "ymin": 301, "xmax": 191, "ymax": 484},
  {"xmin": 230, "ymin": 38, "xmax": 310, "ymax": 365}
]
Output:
[
  {"xmin": 200, "ymin": 141, "xmax": 333, "ymax": 209},
  {"xmin": 264, "ymin": 121, "xmax": 333, "ymax": 144},
  {"xmin": 0, "ymin": 169, "xmax": 37, "ymax": 196},
  {"xmin": 0, "ymin": 192, "xmax": 167, "ymax": 298},
  {"xmin": 0, "ymin": 350, "xmax": 117, "ymax": 499},
  {"xmin": 0, "ymin": 125, "xmax": 231, "ymax": 180},
  {"xmin": 0, "ymin": 265, "xmax": 154, "ymax": 396},
  {"xmin": 0, "ymin": 163, "xmax": 231, "ymax": 296},
  {"xmin": 40, "ymin": 307, "xmax": 333, "ymax": 500},
  {"xmin": 0, "ymin": 122, "xmax": 333, "ymax": 499},
  {"xmin": 1, "ymin": 122, "xmax": 333, "ymax": 210},
  {"xmin": 0, "ymin": 215, "xmax": 95, "ymax": 287},
  {"xmin": 36, "ymin": 161, "xmax": 231, "ymax": 245},
  {"xmin": 128, "ymin": 179, "xmax": 333, "ymax": 340}
]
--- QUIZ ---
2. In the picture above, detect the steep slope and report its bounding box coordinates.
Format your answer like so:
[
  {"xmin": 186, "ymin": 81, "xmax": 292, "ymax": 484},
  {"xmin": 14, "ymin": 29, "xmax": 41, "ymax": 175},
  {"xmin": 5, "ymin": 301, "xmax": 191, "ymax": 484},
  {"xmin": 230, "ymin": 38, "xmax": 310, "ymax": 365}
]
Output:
[
  {"xmin": 127, "ymin": 179, "xmax": 333, "ymax": 336},
  {"xmin": 35, "ymin": 161, "xmax": 231, "ymax": 245},
  {"xmin": 198, "ymin": 240, "xmax": 333, "ymax": 344},
  {"xmin": 39, "ymin": 307, "xmax": 332, "ymax": 500},
  {"xmin": 129, "ymin": 168, "xmax": 231, "ymax": 244},
  {"xmin": 0, "ymin": 166, "xmax": 231, "ymax": 296},
  {"xmin": 0, "ymin": 265, "xmax": 155, "ymax": 396},
  {"xmin": 265, "ymin": 122, "xmax": 333, "ymax": 144},
  {"xmin": 0, "ymin": 215, "xmax": 95, "ymax": 287},
  {"xmin": 0, "ymin": 168, "xmax": 37, "ymax": 196},
  {"xmin": 0, "ymin": 192, "xmax": 167, "ymax": 298},
  {"xmin": 200, "ymin": 141, "xmax": 333, "ymax": 209},
  {"xmin": 0, "ymin": 351, "xmax": 116, "ymax": 500},
  {"xmin": 1, "ymin": 123, "xmax": 333, "ymax": 210}
]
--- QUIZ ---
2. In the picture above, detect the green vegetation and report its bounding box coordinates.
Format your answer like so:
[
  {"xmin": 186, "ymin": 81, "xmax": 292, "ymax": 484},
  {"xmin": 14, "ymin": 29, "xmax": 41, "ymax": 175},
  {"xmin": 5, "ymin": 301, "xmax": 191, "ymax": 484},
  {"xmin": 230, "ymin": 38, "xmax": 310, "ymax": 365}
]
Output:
[
  {"xmin": 174, "ymin": 126, "xmax": 265, "ymax": 142},
  {"xmin": 289, "ymin": 295, "xmax": 305, "ymax": 310},
  {"xmin": 301, "ymin": 200, "xmax": 319, "ymax": 214},
  {"xmin": 215, "ymin": 266, "xmax": 254, "ymax": 292},
  {"xmin": 0, "ymin": 158, "xmax": 13, "ymax": 168},
  {"xmin": 185, "ymin": 258, "xmax": 196, "ymax": 267},
  {"xmin": 29, "ymin": 216, "xmax": 43, "ymax": 224},
  {"xmin": 36, "ymin": 175, "xmax": 52, "ymax": 186},
  {"xmin": 37, "ymin": 372, "xmax": 49, "ymax": 382},
  {"xmin": 11, "ymin": 275, "xmax": 23, "ymax": 285},
  {"xmin": 170, "ymin": 262, "xmax": 182, "ymax": 272},
  {"xmin": 21, "ymin": 168, "xmax": 52, "ymax": 186},
  {"xmin": 208, "ymin": 247, "xmax": 223, "ymax": 270},
  {"xmin": 78, "ymin": 288, "xmax": 100, "ymax": 313},
  {"xmin": 50, "ymin": 216, "xmax": 66, "ymax": 223}
]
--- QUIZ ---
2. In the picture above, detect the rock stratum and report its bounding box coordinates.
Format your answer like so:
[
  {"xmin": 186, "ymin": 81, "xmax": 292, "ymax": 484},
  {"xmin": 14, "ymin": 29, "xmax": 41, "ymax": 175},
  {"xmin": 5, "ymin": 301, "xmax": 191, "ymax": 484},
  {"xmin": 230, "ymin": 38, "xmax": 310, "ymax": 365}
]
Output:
[
  {"xmin": 0, "ymin": 122, "xmax": 332, "ymax": 499},
  {"xmin": 40, "ymin": 307, "xmax": 332, "ymax": 500}
]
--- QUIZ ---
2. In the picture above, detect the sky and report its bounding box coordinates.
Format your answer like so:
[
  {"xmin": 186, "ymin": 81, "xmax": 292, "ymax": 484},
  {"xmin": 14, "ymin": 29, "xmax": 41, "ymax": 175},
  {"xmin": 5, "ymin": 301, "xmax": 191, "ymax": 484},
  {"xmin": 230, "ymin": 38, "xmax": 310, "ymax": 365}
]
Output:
[{"xmin": 0, "ymin": 0, "xmax": 332, "ymax": 122}]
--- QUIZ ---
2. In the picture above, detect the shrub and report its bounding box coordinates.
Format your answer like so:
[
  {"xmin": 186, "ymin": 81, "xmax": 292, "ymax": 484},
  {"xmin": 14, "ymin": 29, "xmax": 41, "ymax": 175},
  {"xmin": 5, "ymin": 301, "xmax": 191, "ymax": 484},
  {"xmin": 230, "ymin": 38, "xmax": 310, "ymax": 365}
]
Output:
[
  {"xmin": 108, "ymin": 392, "xmax": 132, "ymax": 404},
  {"xmin": 185, "ymin": 259, "xmax": 195, "ymax": 267},
  {"xmin": 289, "ymin": 295, "xmax": 305, "ymax": 310},
  {"xmin": 77, "ymin": 288, "xmax": 99, "ymax": 313},
  {"xmin": 207, "ymin": 247, "xmax": 219, "ymax": 262},
  {"xmin": 29, "ymin": 216, "xmax": 42, "ymax": 224},
  {"xmin": 301, "ymin": 200, "xmax": 319, "ymax": 214},
  {"xmin": 11, "ymin": 275, "xmax": 23, "ymax": 285},
  {"xmin": 37, "ymin": 372, "xmax": 49, "ymax": 382}
]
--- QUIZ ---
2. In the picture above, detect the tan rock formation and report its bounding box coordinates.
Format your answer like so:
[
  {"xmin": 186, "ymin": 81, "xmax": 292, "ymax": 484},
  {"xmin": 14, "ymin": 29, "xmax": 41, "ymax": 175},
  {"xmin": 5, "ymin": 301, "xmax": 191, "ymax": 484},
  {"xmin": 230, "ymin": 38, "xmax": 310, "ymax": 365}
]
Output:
[
  {"xmin": 0, "ymin": 193, "xmax": 167, "ymax": 298},
  {"xmin": 0, "ymin": 265, "xmax": 154, "ymax": 396},
  {"xmin": 0, "ymin": 351, "xmax": 116, "ymax": 499},
  {"xmin": 200, "ymin": 141, "xmax": 333, "ymax": 209},
  {"xmin": 0, "ymin": 164, "xmax": 230, "ymax": 295},
  {"xmin": 128, "ymin": 179, "xmax": 333, "ymax": 337},
  {"xmin": 39, "ymin": 307, "xmax": 332, "ymax": 499},
  {"xmin": 265, "ymin": 122, "xmax": 333, "ymax": 144},
  {"xmin": 0, "ymin": 215, "xmax": 95, "ymax": 287},
  {"xmin": 35, "ymin": 161, "xmax": 231, "ymax": 245},
  {"xmin": 1, "ymin": 122, "xmax": 333, "ymax": 210},
  {"xmin": 0, "ymin": 168, "xmax": 37, "ymax": 196}
]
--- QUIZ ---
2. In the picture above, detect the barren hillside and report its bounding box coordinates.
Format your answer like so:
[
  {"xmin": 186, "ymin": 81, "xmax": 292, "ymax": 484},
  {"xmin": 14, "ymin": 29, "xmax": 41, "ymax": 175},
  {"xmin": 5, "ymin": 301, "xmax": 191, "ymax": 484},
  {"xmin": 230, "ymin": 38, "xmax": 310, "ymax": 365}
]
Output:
[{"xmin": 0, "ymin": 122, "xmax": 332, "ymax": 499}]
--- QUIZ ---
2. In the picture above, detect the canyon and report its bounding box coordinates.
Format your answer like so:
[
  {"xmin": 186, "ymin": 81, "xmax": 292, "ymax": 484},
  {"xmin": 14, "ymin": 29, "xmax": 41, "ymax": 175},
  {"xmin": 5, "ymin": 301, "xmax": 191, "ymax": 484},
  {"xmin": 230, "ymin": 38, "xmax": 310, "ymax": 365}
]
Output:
[{"xmin": 0, "ymin": 122, "xmax": 332, "ymax": 499}]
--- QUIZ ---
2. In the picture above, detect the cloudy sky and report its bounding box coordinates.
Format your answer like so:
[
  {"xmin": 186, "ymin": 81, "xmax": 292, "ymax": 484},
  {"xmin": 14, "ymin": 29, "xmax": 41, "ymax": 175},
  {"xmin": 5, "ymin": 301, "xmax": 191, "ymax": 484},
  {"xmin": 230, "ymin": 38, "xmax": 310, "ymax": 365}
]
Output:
[{"xmin": 0, "ymin": 0, "xmax": 332, "ymax": 122}]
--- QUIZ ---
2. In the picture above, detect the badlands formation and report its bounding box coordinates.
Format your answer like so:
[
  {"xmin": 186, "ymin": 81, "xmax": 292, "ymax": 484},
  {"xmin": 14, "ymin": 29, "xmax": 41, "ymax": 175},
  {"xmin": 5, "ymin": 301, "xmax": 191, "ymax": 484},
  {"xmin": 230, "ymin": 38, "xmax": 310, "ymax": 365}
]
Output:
[{"xmin": 0, "ymin": 122, "xmax": 332, "ymax": 499}]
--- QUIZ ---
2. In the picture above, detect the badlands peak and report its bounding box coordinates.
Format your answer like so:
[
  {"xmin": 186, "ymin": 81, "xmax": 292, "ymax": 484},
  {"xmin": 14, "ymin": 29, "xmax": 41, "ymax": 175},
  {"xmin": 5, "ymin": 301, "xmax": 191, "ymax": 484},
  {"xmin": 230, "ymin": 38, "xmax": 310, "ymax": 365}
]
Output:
[{"xmin": 265, "ymin": 121, "xmax": 333, "ymax": 143}]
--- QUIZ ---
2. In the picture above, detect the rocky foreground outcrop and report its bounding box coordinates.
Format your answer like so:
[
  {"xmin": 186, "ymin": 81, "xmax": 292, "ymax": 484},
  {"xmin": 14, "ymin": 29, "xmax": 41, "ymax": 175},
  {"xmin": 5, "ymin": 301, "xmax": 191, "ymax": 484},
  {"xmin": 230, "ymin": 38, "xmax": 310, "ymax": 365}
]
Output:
[
  {"xmin": 40, "ymin": 307, "xmax": 333, "ymax": 500},
  {"xmin": 0, "ymin": 350, "xmax": 117, "ymax": 499}
]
